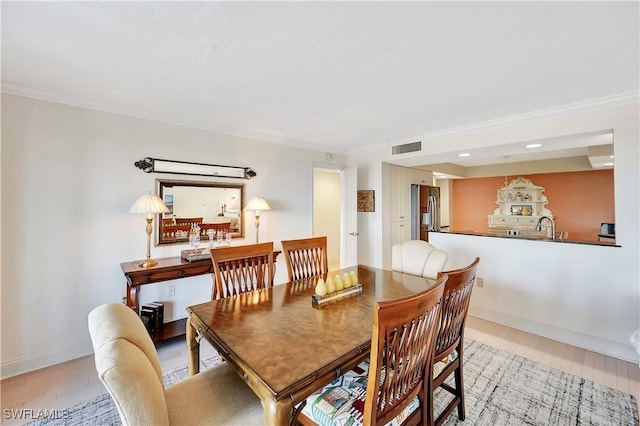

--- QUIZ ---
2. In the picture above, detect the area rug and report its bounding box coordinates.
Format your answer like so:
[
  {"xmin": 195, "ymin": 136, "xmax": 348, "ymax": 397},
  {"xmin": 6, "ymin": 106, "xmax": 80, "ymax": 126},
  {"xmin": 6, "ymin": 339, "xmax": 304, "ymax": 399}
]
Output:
[{"xmin": 27, "ymin": 340, "xmax": 638, "ymax": 426}]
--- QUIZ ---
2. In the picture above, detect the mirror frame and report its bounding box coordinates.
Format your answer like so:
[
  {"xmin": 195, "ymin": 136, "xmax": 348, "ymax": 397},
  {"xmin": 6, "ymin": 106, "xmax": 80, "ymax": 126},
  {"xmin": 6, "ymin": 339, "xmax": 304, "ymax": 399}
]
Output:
[{"xmin": 156, "ymin": 179, "xmax": 244, "ymax": 246}]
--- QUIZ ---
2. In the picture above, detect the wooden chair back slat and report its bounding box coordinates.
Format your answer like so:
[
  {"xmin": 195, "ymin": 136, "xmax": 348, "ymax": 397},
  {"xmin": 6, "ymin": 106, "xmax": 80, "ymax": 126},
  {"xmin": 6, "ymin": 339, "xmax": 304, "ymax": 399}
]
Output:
[
  {"xmin": 200, "ymin": 222, "xmax": 232, "ymax": 238},
  {"xmin": 210, "ymin": 242, "xmax": 274, "ymax": 300},
  {"xmin": 364, "ymin": 274, "xmax": 447, "ymax": 426},
  {"xmin": 161, "ymin": 224, "xmax": 191, "ymax": 240},
  {"xmin": 431, "ymin": 257, "xmax": 480, "ymax": 426},
  {"xmin": 281, "ymin": 236, "xmax": 328, "ymax": 281},
  {"xmin": 435, "ymin": 257, "xmax": 480, "ymax": 359},
  {"xmin": 175, "ymin": 217, "xmax": 203, "ymax": 225}
]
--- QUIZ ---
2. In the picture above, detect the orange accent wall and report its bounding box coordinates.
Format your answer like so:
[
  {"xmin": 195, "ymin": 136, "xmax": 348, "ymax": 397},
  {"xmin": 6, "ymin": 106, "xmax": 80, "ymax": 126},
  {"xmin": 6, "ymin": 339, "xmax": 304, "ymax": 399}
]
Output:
[{"xmin": 451, "ymin": 170, "xmax": 614, "ymax": 241}]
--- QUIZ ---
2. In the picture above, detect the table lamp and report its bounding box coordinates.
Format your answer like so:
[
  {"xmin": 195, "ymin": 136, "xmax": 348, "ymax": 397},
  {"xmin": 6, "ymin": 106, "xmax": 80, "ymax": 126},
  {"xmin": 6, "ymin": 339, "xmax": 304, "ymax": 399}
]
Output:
[
  {"xmin": 130, "ymin": 192, "xmax": 170, "ymax": 267},
  {"xmin": 245, "ymin": 196, "xmax": 271, "ymax": 243}
]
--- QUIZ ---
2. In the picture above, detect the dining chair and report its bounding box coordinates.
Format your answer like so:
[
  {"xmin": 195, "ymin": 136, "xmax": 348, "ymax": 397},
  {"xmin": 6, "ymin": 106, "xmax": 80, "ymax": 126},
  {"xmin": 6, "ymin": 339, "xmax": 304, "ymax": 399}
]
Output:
[
  {"xmin": 281, "ymin": 236, "xmax": 328, "ymax": 281},
  {"xmin": 161, "ymin": 224, "xmax": 191, "ymax": 240},
  {"xmin": 392, "ymin": 240, "xmax": 449, "ymax": 279},
  {"xmin": 210, "ymin": 242, "xmax": 274, "ymax": 300},
  {"xmin": 298, "ymin": 274, "xmax": 447, "ymax": 426},
  {"xmin": 200, "ymin": 222, "xmax": 231, "ymax": 238},
  {"xmin": 88, "ymin": 303, "xmax": 264, "ymax": 426},
  {"xmin": 432, "ymin": 257, "xmax": 480, "ymax": 426},
  {"xmin": 175, "ymin": 216, "xmax": 203, "ymax": 225}
]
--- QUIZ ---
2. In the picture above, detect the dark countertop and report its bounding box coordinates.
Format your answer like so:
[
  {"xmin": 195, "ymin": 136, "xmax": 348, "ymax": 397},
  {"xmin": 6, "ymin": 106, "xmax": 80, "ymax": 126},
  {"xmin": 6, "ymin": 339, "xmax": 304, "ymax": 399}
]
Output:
[
  {"xmin": 597, "ymin": 233, "xmax": 616, "ymax": 238},
  {"xmin": 434, "ymin": 229, "xmax": 620, "ymax": 247}
]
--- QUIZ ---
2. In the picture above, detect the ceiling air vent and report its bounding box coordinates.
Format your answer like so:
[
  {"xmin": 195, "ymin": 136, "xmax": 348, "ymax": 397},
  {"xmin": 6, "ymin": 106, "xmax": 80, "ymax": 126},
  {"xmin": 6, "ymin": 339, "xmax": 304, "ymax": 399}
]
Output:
[{"xmin": 392, "ymin": 141, "xmax": 422, "ymax": 155}]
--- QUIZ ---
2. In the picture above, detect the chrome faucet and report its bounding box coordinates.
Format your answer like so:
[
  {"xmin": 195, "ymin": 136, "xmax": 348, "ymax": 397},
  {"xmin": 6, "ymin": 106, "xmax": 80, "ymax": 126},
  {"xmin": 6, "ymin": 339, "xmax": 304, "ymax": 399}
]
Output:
[{"xmin": 535, "ymin": 216, "xmax": 556, "ymax": 240}]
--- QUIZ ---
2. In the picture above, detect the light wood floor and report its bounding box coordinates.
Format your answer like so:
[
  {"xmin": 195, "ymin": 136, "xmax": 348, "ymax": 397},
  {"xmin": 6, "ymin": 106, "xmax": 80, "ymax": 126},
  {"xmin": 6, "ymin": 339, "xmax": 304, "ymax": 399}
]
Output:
[{"xmin": 1, "ymin": 316, "xmax": 638, "ymax": 425}]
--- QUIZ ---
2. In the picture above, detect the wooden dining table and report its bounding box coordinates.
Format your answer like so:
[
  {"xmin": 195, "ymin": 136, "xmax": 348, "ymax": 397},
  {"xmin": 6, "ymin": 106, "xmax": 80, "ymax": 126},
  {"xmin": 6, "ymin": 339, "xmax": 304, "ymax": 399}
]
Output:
[{"xmin": 185, "ymin": 264, "xmax": 438, "ymax": 426}]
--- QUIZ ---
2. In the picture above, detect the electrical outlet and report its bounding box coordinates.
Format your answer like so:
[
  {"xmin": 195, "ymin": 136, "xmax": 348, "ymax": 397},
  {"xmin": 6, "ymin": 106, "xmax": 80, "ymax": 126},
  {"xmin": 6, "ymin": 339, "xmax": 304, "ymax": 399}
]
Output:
[
  {"xmin": 476, "ymin": 277, "xmax": 484, "ymax": 288},
  {"xmin": 168, "ymin": 284, "xmax": 176, "ymax": 297}
]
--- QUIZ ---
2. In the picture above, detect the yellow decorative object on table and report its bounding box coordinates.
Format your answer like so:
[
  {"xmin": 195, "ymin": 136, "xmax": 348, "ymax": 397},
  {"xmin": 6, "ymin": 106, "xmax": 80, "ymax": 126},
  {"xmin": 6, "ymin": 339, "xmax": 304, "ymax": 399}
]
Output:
[
  {"xmin": 314, "ymin": 278, "xmax": 328, "ymax": 297},
  {"xmin": 326, "ymin": 276, "xmax": 336, "ymax": 293},
  {"xmin": 311, "ymin": 283, "xmax": 363, "ymax": 306},
  {"xmin": 341, "ymin": 273, "xmax": 348, "ymax": 287},
  {"xmin": 343, "ymin": 272, "xmax": 351, "ymax": 288},
  {"xmin": 334, "ymin": 274, "xmax": 344, "ymax": 291}
]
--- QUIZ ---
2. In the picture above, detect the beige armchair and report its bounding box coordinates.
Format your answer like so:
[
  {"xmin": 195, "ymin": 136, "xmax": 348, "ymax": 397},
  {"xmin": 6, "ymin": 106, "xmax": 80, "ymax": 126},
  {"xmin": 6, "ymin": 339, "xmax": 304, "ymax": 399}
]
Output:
[
  {"xmin": 88, "ymin": 303, "xmax": 264, "ymax": 426},
  {"xmin": 391, "ymin": 239, "xmax": 449, "ymax": 279}
]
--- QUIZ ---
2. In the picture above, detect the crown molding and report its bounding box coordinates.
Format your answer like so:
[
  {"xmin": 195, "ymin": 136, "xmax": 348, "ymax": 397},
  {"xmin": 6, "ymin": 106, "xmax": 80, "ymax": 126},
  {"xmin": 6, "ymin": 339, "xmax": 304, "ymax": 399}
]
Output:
[
  {"xmin": 0, "ymin": 82, "xmax": 346, "ymax": 155},
  {"xmin": 421, "ymin": 91, "xmax": 640, "ymax": 139},
  {"xmin": 3, "ymin": 82, "xmax": 637, "ymax": 157}
]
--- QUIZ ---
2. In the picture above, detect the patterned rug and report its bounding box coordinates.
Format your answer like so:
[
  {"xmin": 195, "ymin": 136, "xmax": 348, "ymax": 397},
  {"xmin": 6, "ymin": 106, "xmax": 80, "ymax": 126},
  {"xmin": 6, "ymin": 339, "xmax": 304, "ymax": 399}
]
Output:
[{"xmin": 27, "ymin": 340, "xmax": 638, "ymax": 426}]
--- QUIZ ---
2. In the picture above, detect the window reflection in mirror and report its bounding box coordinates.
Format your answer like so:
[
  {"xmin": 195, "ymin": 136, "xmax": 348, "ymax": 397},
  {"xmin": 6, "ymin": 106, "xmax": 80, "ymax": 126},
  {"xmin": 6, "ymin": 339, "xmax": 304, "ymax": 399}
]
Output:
[{"xmin": 156, "ymin": 179, "xmax": 244, "ymax": 245}]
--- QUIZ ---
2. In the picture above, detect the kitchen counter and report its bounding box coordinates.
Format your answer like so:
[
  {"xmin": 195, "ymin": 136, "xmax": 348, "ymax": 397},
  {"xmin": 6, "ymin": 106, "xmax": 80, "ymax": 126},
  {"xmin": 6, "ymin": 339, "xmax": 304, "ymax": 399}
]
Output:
[{"xmin": 434, "ymin": 229, "xmax": 620, "ymax": 247}]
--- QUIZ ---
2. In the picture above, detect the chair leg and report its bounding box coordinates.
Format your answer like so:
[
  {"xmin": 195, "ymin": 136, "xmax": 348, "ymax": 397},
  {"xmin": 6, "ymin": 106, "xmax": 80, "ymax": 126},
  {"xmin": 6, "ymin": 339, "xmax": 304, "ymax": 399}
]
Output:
[
  {"xmin": 454, "ymin": 366, "xmax": 465, "ymax": 420},
  {"xmin": 425, "ymin": 377, "xmax": 435, "ymax": 426}
]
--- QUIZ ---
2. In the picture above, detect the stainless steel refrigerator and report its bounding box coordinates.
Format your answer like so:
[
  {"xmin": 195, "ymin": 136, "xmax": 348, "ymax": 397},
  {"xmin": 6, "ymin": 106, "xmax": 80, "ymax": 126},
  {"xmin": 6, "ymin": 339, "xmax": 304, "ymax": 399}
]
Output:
[{"xmin": 411, "ymin": 184, "xmax": 440, "ymax": 241}]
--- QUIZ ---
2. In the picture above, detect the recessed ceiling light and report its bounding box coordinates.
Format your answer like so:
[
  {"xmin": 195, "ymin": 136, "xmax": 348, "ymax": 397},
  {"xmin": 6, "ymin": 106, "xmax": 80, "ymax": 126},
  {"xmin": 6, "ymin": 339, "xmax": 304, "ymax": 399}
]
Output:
[
  {"xmin": 525, "ymin": 143, "xmax": 542, "ymax": 148},
  {"xmin": 458, "ymin": 153, "xmax": 471, "ymax": 157},
  {"xmin": 602, "ymin": 162, "xmax": 614, "ymax": 167},
  {"xmin": 609, "ymin": 155, "xmax": 614, "ymax": 159}
]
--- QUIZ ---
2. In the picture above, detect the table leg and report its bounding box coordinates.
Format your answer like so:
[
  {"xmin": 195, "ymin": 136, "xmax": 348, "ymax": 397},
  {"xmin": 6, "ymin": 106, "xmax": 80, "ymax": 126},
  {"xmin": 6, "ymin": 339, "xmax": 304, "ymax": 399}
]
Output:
[
  {"xmin": 186, "ymin": 315, "xmax": 200, "ymax": 375},
  {"xmin": 126, "ymin": 285, "xmax": 139, "ymax": 312},
  {"xmin": 264, "ymin": 397, "xmax": 294, "ymax": 426}
]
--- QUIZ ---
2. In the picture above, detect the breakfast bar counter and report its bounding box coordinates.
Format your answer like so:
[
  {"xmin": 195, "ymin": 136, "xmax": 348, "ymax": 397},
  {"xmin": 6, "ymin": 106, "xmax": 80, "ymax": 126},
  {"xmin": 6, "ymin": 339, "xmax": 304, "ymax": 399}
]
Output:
[
  {"xmin": 433, "ymin": 229, "xmax": 619, "ymax": 247},
  {"xmin": 427, "ymin": 230, "xmax": 636, "ymax": 363}
]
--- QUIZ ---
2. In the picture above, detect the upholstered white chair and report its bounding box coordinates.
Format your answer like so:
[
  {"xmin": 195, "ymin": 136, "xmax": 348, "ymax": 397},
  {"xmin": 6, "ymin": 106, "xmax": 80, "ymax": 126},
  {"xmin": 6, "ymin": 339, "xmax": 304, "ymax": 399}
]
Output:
[
  {"xmin": 88, "ymin": 303, "xmax": 265, "ymax": 426},
  {"xmin": 392, "ymin": 239, "xmax": 449, "ymax": 279}
]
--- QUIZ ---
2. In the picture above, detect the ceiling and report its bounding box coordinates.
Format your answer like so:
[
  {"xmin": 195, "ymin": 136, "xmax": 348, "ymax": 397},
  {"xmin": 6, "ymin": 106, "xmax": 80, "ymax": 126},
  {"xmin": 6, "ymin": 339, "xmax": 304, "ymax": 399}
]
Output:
[
  {"xmin": 418, "ymin": 129, "xmax": 614, "ymax": 167},
  {"xmin": 2, "ymin": 2, "xmax": 638, "ymax": 159}
]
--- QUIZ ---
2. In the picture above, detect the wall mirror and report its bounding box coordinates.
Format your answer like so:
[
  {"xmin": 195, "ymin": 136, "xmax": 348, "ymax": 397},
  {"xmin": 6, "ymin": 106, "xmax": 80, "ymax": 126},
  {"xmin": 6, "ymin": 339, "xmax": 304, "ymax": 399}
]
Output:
[{"xmin": 156, "ymin": 179, "xmax": 244, "ymax": 245}]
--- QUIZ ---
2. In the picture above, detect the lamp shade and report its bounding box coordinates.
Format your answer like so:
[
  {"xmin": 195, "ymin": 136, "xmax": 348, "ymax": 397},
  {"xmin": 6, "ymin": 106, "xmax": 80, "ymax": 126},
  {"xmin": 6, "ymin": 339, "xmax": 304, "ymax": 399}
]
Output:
[
  {"xmin": 129, "ymin": 193, "xmax": 170, "ymax": 215},
  {"xmin": 245, "ymin": 196, "xmax": 271, "ymax": 212}
]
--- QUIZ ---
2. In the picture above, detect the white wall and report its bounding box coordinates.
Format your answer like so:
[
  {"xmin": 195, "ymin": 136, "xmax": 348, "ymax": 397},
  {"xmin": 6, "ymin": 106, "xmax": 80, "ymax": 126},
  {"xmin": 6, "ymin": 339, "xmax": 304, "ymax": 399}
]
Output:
[
  {"xmin": 0, "ymin": 94, "xmax": 347, "ymax": 378},
  {"xmin": 430, "ymin": 232, "xmax": 639, "ymax": 363},
  {"xmin": 356, "ymin": 101, "xmax": 639, "ymax": 362},
  {"xmin": 353, "ymin": 149, "xmax": 386, "ymax": 268}
]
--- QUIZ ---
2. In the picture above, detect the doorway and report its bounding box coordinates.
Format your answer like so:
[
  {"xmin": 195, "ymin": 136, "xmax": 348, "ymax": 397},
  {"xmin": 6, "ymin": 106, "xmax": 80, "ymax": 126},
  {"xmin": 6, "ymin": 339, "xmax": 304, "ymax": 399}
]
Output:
[{"xmin": 313, "ymin": 168, "xmax": 341, "ymax": 270}]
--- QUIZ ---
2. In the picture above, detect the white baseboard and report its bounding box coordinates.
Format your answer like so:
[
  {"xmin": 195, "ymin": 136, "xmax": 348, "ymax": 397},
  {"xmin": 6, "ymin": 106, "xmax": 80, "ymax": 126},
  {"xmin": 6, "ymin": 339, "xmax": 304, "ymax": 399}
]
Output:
[
  {"xmin": 468, "ymin": 306, "xmax": 640, "ymax": 364},
  {"xmin": 1, "ymin": 340, "xmax": 94, "ymax": 380}
]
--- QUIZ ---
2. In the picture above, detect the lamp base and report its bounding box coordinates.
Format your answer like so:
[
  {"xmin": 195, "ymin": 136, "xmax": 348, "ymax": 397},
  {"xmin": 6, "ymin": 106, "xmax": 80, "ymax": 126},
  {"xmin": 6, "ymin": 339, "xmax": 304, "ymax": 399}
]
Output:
[{"xmin": 139, "ymin": 258, "xmax": 159, "ymax": 268}]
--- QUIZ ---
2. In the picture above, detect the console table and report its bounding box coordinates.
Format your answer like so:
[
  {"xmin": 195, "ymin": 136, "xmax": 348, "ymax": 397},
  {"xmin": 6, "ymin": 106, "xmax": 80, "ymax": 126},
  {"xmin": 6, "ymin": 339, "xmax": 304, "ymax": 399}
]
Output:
[{"xmin": 121, "ymin": 251, "xmax": 280, "ymax": 344}]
